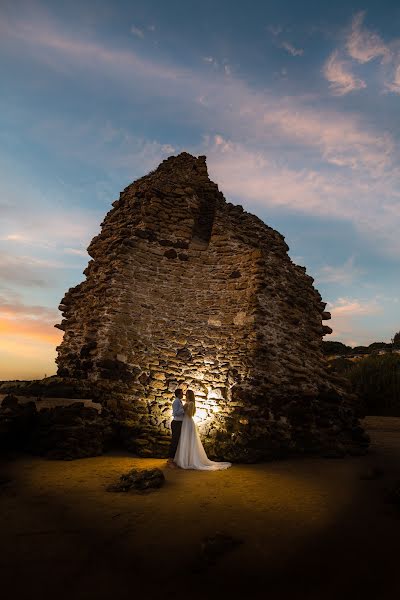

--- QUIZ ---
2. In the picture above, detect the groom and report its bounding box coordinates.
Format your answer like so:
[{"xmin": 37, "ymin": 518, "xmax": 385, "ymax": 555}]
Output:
[{"xmin": 167, "ymin": 388, "xmax": 185, "ymax": 468}]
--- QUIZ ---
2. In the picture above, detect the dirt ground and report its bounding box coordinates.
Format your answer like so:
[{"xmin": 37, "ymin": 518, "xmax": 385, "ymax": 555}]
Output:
[{"xmin": 1, "ymin": 416, "xmax": 400, "ymax": 600}]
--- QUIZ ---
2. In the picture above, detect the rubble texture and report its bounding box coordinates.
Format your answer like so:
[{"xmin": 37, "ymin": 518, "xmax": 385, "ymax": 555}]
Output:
[{"xmin": 54, "ymin": 153, "xmax": 369, "ymax": 461}]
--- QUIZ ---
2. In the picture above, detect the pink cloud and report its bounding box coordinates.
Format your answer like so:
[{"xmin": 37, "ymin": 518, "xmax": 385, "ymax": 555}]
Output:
[
  {"xmin": 204, "ymin": 135, "xmax": 400, "ymax": 254},
  {"xmin": 326, "ymin": 297, "xmax": 385, "ymax": 346},
  {"xmin": 0, "ymin": 11, "xmax": 399, "ymax": 258},
  {"xmin": 316, "ymin": 256, "xmax": 365, "ymax": 285},
  {"xmin": 281, "ymin": 41, "xmax": 304, "ymax": 57},
  {"xmin": 346, "ymin": 11, "xmax": 391, "ymax": 64},
  {"xmin": 0, "ymin": 15, "xmax": 182, "ymax": 82},
  {"xmin": 323, "ymin": 50, "xmax": 366, "ymax": 96}
]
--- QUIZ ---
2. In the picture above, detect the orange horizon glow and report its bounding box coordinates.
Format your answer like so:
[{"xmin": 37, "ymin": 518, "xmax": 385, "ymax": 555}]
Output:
[{"xmin": 0, "ymin": 315, "xmax": 63, "ymax": 380}]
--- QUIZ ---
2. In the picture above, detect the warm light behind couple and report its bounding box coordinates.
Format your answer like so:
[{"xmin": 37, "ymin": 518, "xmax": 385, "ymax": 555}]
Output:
[{"xmin": 167, "ymin": 388, "xmax": 232, "ymax": 470}]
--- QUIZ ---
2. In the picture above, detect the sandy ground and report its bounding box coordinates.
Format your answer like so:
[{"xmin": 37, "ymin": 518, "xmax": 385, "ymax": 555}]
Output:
[{"xmin": 1, "ymin": 417, "xmax": 400, "ymax": 600}]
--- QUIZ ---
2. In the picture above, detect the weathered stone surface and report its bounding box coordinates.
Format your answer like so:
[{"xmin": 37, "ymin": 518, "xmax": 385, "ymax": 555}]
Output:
[
  {"xmin": 106, "ymin": 468, "xmax": 165, "ymax": 492},
  {"xmin": 50, "ymin": 152, "xmax": 368, "ymax": 460}
]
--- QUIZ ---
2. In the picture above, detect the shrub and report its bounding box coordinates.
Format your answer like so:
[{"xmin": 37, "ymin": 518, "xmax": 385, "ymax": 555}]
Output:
[{"xmin": 348, "ymin": 353, "xmax": 400, "ymax": 416}]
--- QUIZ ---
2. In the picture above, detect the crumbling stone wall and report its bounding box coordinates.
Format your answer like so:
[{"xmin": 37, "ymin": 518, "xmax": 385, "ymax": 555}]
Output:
[{"xmin": 55, "ymin": 153, "xmax": 369, "ymax": 460}]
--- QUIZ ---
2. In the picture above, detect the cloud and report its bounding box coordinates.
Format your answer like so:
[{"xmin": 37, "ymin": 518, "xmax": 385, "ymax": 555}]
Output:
[
  {"xmin": 0, "ymin": 292, "xmax": 59, "ymax": 320},
  {"xmin": 0, "ymin": 14, "xmax": 394, "ymax": 174},
  {"xmin": 322, "ymin": 11, "xmax": 400, "ymax": 96},
  {"xmin": 130, "ymin": 25, "xmax": 144, "ymax": 39},
  {"xmin": 267, "ymin": 25, "xmax": 283, "ymax": 37},
  {"xmin": 346, "ymin": 11, "xmax": 390, "ymax": 64},
  {"xmin": 0, "ymin": 15, "xmax": 180, "ymax": 83},
  {"xmin": 0, "ymin": 248, "xmax": 86, "ymax": 290},
  {"xmin": 63, "ymin": 247, "xmax": 89, "ymax": 257},
  {"xmin": 328, "ymin": 297, "xmax": 381, "ymax": 317},
  {"xmin": 0, "ymin": 197, "xmax": 99, "ymax": 252},
  {"xmin": 385, "ymin": 63, "xmax": 400, "ymax": 94},
  {"xmin": 0, "ymin": 291, "xmax": 62, "ymax": 377},
  {"xmin": 316, "ymin": 256, "xmax": 365, "ymax": 285},
  {"xmin": 281, "ymin": 41, "xmax": 304, "ymax": 57},
  {"xmin": 0, "ymin": 291, "xmax": 62, "ymax": 378},
  {"xmin": 1, "ymin": 13, "xmax": 399, "ymax": 258},
  {"xmin": 326, "ymin": 296, "xmax": 384, "ymax": 346},
  {"xmin": 0, "ymin": 253, "xmax": 51, "ymax": 287},
  {"xmin": 204, "ymin": 135, "xmax": 400, "ymax": 255},
  {"xmin": 323, "ymin": 50, "xmax": 366, "ymax": 95}
]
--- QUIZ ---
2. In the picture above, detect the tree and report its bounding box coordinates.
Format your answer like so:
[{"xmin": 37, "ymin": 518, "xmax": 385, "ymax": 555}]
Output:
[
  {"xmin": 368, "ymin": 342, "xmax": 388, "ymax": 351},
  {"xmin": 392, "ymin": 331, "xmax": 400, "ymax": 349},
  {"xmin": 348, "ymin": 353, "xmax": 400, "ymax": 416},
  {"xmin": 351, "ymin": 346, "xmax": 369, "ymax": 355},
  {"xmin": 321, "ymin": 340, "xmax": 352, "ymax": 356}
]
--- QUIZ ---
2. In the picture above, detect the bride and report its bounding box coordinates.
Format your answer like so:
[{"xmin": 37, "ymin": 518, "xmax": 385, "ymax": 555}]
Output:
[{"xmin": 174, "ymin": 389, "xmax": 232, "ymax": 470}]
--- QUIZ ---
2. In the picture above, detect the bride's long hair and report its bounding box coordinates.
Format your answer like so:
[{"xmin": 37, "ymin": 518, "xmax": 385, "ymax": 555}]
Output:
[{"xmin": 185, "ymin": 389, "xmax": 196, "ymax": 417}]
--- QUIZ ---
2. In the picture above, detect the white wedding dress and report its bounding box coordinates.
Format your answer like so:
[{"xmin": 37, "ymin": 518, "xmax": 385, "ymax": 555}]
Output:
[{"xmin": 174, "ymin": 401, "xmax": 231, "ymax": 470}]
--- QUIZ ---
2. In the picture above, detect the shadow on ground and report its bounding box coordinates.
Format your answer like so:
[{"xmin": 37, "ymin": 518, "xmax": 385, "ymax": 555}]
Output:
[{"xmin": 1, "ymin": 416, "xmax": 400, "ymax": 600}]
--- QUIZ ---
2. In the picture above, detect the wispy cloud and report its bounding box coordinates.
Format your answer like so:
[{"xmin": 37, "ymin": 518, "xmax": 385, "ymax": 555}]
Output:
[
  {"xmin": 326, "ymin": 296, "xmax": 384, "ymax": 346},
  {"xmin": 63, "ymin": 247, "xmax": 89, "ymax": 257},
  {"xmin": 130, "ymin": 25, "xmax": 144, "ymax": 39},
  {"xmin": 346, "ymin": 11, "xmax": 390, "ymax": 64},
  {"xmin": 0, "ymin": 15, "xmax": 180, "ymax": 82},
  {"xmin": 316, "ymin": 256, "xmax": 365, "ymax": 285},
  {"xmin": 328, "ymin": 297, "xmax": 381, "ymax": 317},
  {"xmin": 205, "ymin": 135, "xmax": 400, "ymax": 254},
  {"xmin": 385, "ymin": 63, "xmax": 400, "ymax": 94},
  {"xmin": 267, "ymin": 25, "xmax": 283, "ymax": 37},
  {"xmin": 326, "ymin": 11, "xmax": 400, "ymax": 96},
  {"xmin": 0, "ymin": 291, "xmax": 59, "ymax": 321},
  {"xmin": 281, "ymin": 41, "xmax": 304, "ymax": 57},
  {"xmin": 0, "ymin": 14, "xmax": 394, "ymax": 173},
  {"xmin": 0, "ymin": 12, "xmax": 399, "ymax": 260},
  {"xmin": 323, "ymin": 50, "xmax": 366, "ymax": 95},
  {"xmin": 0, "ymin": 253, "xmax": 51, "ymax": 287}
]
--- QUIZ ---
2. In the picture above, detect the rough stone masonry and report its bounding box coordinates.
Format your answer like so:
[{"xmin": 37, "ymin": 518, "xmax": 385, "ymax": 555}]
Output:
[{"xmin": 54, "ymin": 152, "xmax": 369, "ymax": 461}]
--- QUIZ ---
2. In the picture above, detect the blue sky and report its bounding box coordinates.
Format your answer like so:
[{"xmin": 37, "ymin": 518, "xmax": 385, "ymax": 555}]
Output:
[{"xmin": 1, "ymin": 0, "xmax": 400, "ymax": 379}]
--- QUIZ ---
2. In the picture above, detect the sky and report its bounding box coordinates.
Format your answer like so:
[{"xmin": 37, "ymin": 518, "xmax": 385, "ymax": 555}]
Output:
[{"xmin": 1, "ymin": 0, "xmax": 400, "ymax": 380}]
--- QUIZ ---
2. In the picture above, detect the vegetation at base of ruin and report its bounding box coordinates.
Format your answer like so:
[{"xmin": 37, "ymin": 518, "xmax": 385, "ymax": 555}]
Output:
[{"xmin": 328, "ymin": 353, "xmax": 400, "ymax": 417}]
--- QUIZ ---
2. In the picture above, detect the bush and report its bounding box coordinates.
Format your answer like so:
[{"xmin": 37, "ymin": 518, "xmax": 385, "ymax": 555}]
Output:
[
  {"xmin": 348, "ymin": 353, "xmax": 400, "ymax": 416},
  {"xmin": 322, "ymin": 341, "xmax": 352, "ymax": 356},
  {"xmin": 327, "ymin": 357, "xmax": 354, "ymax": 375}
]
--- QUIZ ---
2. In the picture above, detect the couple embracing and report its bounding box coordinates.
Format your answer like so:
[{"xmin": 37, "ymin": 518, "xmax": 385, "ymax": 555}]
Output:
[{"xmin": 166, "ymin": 388, "xmax": 232, "ymax": 471}]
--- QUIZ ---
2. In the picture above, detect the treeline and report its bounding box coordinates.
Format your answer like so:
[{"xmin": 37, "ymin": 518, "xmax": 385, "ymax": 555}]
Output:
[
  {"xmin": 322, "ymin": 340, "xmax": 395, "ymax": 357},
  {"xmin": 322, "ymin": 330, "xmax": 400, "ymax": 358}
]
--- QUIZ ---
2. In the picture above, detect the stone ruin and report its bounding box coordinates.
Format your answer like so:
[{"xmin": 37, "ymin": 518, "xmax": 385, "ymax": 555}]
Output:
[{"xmin": 47, "ymin": 152, "xmax": 369, "ymax": 461}]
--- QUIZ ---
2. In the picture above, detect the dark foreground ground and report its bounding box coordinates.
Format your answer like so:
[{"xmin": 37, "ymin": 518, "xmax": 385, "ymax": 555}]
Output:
[{"xmin": 1, "ymin": 416, "xmax": 400, "ymax": 600}]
